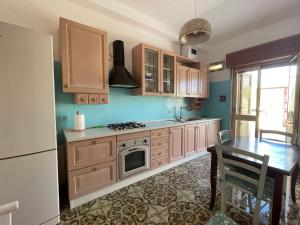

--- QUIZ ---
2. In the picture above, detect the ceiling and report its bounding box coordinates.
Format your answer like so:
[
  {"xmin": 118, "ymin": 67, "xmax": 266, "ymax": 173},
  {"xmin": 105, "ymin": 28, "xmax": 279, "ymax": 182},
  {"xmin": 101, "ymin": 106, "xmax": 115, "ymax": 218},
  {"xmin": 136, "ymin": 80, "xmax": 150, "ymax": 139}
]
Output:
[{"xmin": 73, "ymin": 0, "xmax": 300, "ymax": 46}]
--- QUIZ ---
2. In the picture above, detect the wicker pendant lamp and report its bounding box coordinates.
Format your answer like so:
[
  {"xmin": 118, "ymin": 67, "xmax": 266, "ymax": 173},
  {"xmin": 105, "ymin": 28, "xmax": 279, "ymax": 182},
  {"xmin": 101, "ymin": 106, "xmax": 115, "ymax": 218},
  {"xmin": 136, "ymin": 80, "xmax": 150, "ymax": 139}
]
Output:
[{"xmin": 179, "ymin": 0, "xmax": 212, "ymax": 45}]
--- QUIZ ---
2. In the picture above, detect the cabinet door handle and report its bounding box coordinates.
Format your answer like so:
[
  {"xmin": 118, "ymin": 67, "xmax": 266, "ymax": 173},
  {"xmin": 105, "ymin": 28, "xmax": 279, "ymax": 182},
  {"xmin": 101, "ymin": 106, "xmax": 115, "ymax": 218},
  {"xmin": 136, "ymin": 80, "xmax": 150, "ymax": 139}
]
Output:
[
  {"xmin": 80, "ymin": 98, "xmax": 84, "ymax": 102},
  {"xmin": 102, "ymin": 98, "xmax": 105, "ymax": 102},
  {"xmin": 64, "ymin": 84, "xmax": 68, "ymax": 88}
]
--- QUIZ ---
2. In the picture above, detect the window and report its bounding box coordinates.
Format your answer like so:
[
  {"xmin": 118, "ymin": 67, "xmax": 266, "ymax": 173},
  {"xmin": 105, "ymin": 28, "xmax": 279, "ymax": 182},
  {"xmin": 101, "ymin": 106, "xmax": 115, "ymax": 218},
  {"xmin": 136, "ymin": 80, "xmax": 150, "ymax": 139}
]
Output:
[{"xmin": 209, "ymin": 61, "xmax": 225, "ymax": 72}]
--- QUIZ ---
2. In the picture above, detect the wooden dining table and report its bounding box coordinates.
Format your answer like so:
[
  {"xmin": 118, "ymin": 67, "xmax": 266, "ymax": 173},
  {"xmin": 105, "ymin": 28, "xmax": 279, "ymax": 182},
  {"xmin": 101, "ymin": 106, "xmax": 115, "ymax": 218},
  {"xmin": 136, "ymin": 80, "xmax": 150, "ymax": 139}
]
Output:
[{"xmin": 207, "ymin": 137, "xmax": 300, "ymax": 225}]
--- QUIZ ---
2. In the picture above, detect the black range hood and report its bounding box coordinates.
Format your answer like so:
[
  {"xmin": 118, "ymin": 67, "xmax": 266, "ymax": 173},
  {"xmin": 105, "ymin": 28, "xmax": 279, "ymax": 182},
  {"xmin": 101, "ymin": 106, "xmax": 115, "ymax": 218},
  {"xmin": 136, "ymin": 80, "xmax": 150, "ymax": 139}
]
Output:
[{"xmin": 109, "ymin": 40, "xmax": 139, "ymax": 88}]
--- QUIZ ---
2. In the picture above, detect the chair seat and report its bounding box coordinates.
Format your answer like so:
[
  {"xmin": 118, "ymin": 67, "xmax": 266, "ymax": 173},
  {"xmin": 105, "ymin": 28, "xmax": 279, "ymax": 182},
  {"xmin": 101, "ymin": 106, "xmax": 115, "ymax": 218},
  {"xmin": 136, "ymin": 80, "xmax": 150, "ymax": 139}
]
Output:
[
  {"xmin": 206, "ymin": 212, "xmax": 239, "ymax": 225},
  {"xmin": 225, "ymin": 170, "xmax": 274, "ymax": 199}
]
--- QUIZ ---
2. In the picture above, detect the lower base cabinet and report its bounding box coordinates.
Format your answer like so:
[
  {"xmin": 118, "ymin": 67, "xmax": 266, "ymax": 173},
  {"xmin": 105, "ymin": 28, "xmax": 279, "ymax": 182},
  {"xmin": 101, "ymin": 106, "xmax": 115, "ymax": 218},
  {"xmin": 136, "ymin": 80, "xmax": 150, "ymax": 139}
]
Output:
[
  {"xmin": 169, "ymin": 126, "xmax": 185, "ymax": 162},
  {"xmin": 184, "ymin": 124, "xmax": 197, "ymax": 156},
  {"xmin": 68, "ymin": 160, "xmax": 116, "ymax": 199},
  {"xmin": 196, "ymin": 122, "xmax": 208, "ymax": 152},
  {"xmin": 151, "ymin": 154, "xmax": 169, "ymax": 169},
  {"xmin": 150, "ymin": 128, "xmax": 169, "ymax": 169},
  {"xmin": 65, "ymin": 119, "xmax": 220, "ymax": 200}
]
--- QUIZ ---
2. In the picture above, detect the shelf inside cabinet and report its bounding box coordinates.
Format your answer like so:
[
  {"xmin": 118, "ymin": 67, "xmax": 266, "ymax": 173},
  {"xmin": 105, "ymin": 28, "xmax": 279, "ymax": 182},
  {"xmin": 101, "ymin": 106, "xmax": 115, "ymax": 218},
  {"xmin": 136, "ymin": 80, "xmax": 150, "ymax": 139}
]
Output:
[
  {"xmin": 163, "ymin": 68, "xmax": 173, "ymax": 71},
  {"xmin": 145, "ymin": 64, "xmax": 157, "ymax": 68}
]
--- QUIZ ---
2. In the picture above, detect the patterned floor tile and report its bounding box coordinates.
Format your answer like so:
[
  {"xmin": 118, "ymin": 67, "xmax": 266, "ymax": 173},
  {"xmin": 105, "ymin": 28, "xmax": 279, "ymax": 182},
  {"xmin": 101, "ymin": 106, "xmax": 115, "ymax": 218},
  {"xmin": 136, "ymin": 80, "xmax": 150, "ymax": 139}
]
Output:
[{"xmin": 60, "ymin": 154, "xmax": 300, "ymax": 225}]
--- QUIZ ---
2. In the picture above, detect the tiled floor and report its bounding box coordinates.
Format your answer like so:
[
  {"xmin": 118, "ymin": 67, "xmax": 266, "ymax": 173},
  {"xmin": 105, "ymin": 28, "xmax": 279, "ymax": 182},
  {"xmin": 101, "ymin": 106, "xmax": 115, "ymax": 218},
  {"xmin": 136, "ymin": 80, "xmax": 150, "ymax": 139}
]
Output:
[{"xmin": 59, "ymin": 154, "xmax": 300, "ymax": 225}]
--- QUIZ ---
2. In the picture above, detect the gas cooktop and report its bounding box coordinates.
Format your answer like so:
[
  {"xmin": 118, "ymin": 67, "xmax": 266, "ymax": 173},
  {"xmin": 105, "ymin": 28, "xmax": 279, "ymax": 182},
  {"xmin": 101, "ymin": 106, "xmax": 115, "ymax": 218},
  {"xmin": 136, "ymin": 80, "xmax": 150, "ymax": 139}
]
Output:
[{"xmin": 107, "ymin": 122, "xmax": 146, "ymax": 130}]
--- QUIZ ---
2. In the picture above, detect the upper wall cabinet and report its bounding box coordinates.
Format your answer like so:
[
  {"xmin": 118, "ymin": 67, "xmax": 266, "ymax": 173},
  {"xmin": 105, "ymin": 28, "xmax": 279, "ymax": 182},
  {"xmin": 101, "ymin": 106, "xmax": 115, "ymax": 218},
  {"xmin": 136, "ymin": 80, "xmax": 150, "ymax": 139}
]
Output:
[
  {"xmin": 60, "ymin": 18, "xmax": 108, "ymax": 94},
  {"xmin": 176, "ymin": 55, "xmax": 208, "ymax": 98},
  {"xmin": 200, "ymin": 64, "xmax": 209, "ymax": 98},
  {"xmin": 176, "ymin": 65, "xmax": 189, "ymax": 97},
  {"xmin": 161, "ymin": 50, "xmax": 176, "ymax": 96},
  {"xmin": 132, "ymin": 43, "xmax": 176, "ymax": 96}
]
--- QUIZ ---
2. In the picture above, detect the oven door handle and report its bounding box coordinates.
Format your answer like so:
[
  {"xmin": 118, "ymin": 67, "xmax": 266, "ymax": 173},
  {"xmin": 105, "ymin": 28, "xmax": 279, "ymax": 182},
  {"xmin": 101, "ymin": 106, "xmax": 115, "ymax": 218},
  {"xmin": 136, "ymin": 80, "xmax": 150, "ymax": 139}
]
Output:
[
  {"xmin": 127, "ymin": 146, "xmax": 148, "ymax": 152},
  {"xmin": 128, "ymin": 147, "xmax": 139, "ymax": 152}
]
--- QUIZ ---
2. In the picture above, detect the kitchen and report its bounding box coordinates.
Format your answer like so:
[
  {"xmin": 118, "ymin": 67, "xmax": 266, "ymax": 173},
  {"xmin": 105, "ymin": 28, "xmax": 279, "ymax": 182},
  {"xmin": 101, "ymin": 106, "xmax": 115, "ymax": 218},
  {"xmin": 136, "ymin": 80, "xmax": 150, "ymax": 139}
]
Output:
[{"xmin": 0, "ymin": 1, "xmax": 300, "ymax": 225}]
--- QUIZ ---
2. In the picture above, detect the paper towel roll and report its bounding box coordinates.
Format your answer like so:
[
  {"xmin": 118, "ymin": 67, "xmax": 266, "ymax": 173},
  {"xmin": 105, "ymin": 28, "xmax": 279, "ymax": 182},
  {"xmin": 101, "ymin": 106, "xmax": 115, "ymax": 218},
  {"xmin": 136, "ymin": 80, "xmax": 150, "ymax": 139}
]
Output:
[{"xmin": 74, "ymin": 112, "xmax": 85, "ymax": 131}]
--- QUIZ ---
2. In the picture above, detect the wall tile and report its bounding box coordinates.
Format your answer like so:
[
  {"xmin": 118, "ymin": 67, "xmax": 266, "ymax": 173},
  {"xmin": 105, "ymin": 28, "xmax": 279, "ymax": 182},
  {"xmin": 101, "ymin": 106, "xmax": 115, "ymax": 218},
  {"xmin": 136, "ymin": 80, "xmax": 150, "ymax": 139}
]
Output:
[{"xmin": 54, "ymin": 62, "xmax": 201, "ymax": 144}]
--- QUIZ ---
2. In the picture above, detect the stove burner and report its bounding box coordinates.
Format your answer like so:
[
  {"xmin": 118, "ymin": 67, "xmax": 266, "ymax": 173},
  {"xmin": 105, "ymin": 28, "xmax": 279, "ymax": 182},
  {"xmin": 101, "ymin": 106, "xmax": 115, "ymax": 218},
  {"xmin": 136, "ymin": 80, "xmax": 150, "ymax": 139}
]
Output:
[{"xmin": 107, "ymin": 122, "xmax": 146, "ymax": 130}]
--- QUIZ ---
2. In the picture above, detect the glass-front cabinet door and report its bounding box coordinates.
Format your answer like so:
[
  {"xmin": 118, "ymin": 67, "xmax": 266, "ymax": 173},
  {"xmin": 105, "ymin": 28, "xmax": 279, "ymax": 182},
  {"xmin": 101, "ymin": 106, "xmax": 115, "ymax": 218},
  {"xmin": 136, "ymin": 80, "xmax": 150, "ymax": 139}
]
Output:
[
  {"xmin": 144, "ymin": 46, "xmax": 160, "ymax": 95},
  {"xmin": 161, "ymin": 51, "xmax": 176, "ymax": 96}
]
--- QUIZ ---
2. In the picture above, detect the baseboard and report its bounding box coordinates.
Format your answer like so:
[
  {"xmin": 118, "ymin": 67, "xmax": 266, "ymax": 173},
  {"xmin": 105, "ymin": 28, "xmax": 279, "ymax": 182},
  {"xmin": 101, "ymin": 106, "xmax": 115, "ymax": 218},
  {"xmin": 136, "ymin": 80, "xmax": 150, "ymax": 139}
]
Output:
[
  {"xmin": 69, "ymin": 151, "xmax": 208, "ymax": 209},
  {"xmin": 41, "ymin": 215, "xmax": 60, "ymax": 225}
]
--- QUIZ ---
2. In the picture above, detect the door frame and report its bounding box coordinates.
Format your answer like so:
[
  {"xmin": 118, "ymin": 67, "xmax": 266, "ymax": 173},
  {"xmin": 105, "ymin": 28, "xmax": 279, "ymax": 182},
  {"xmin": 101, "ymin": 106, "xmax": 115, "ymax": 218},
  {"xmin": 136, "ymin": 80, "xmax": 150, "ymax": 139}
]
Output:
[
  {"xmin": 231, "ymin": 66, "xmax": 261, "ymax": 138},
  {"xmin": 231, "ymin": 54, "xmax": 300, "ymax": 140}
]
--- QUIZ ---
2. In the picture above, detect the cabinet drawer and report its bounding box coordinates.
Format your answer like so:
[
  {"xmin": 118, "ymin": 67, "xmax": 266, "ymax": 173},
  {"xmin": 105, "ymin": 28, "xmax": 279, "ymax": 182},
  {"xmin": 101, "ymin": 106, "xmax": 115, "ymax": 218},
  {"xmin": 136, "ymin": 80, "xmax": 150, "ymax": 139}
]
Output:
[
  {"xmin": 67, "ymin": 136, "xmax": 116, "ymax": 171},
  {"xmin": 88, "ymin": 94, "xmax": 99, "ymax": 104},
  {"xmin": 68, "ymin": 160, "xmax": 116, "ymax": 199},
  {"xmin": 99, "ymin": 94, "xmax": 108, "ymax": 104},
  {"xmin": 151, "ymin": 137, "xmax": 168, "ymax": 149},
  {"xmin": 117, "ymin": 131, "xmax": 150, "ymax": 142},
  {"xmin": 151, "ymin": 154, "xmax": 168, "ymax": 170},
  {"xmin": 151, "ymin": 128, "xmax": 169, "ymax": 139},
  {"xmin": 74, "ymin": 93, "xmax": 89, "ymax": 104},
  {"xmin": 88, "ymin": 94, "xmax": 108, "ymax": 104},
  {"xmin": 151, "ymin": 146, "xmax": 169, "ymax": 160}
]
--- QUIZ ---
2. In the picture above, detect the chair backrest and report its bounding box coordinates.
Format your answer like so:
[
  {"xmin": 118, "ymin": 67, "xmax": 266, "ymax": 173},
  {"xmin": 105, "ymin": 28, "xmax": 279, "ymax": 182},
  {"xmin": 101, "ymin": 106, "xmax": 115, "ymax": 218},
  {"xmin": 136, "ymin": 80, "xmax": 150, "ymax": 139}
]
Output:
[
  {"xmin": 218, "ymin": 130, "xmax": 233, "ymax": 144},
  {"xmin": 215, "ymin": 144, "xmax": 269, "ymax": 225},
  {"xmin": 259, "ymin": 129, "xmax": 297, "ymax": 145}
]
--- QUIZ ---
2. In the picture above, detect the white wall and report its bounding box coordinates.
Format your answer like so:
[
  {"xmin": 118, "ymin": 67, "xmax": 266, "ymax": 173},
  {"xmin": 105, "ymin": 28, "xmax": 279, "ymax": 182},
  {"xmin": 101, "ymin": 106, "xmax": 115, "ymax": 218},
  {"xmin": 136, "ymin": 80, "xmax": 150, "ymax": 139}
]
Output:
[
  {"xmin": 204, "ymin": 13, "xmax": 300, "ymax": 82},
  {"xmin": 0, "ymin": 0, "xmax": 180, "ymax": 72}
]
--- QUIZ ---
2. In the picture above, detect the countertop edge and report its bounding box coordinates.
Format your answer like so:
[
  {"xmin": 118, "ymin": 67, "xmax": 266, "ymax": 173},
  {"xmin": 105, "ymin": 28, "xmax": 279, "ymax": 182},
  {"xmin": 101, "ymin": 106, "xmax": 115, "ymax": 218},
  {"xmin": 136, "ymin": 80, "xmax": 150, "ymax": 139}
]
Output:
[{"xmin": 64, "ymin": 118, "xmax": 221, "ymax": 142}]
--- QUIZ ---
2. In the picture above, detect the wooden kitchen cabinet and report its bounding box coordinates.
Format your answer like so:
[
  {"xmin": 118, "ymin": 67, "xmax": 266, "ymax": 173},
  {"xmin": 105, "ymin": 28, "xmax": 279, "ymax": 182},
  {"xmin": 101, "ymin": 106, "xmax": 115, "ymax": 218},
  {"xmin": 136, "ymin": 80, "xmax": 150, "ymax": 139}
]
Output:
[
  {"xmin": 176, "ymin": 65, "xmax": 189, "ymax": 97},
  {"xmin": 184, "ymin": 123, "xmax": 197, "ymax": 156},
  {"xmin": 60, "ymin": 17, "xmax": 108, "ymax": 94},
  {"xmin": 200, "ymin": 64, "xmax": 209, "ymax": 98},
  {"xmin": 196, "ymin": 122, "xmax": 207, "ymax": 152},
  {"xmin": 68, "ymin": 160, "xmax": 116, "ymax": 199},
  {"xmin": 132, "ymin": 43, "xmax": 161, "ymax": 96},
  {"xmin": 150, "ymin": 128, "xmax": 169, "ymax": 169},
  {"xmin": 161, "ymin": 50, "xmax": 176, "ymax": 96},
  {"xmin": 207, "ymin": 120, "xmax": 220, "ymax": 147},
  {"xmin": 66, "ymin": 136, "xmax": 116, "ymax": 171},
  {"xmin": 132, "ymin": 44, "xmax": 176, "ymax": 96},
  {"xmin": 189, "ymin": 68, "xmax": 201, "ymax": 97},
  {"xmin": 169, "ymin": 126, "xmax": 185, "ymax": 162},
  {"xmin": 176, "ymin": 65, "xmax": 201, "ymax": 98}
]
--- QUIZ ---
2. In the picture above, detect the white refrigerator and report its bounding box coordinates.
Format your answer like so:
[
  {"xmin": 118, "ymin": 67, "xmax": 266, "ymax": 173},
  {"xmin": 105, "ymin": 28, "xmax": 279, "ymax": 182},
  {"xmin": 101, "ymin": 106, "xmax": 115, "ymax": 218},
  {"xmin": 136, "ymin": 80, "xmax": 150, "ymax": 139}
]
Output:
[{"xmin": 0, "ymin": 22, "xmax": 60, "ymax": 225}]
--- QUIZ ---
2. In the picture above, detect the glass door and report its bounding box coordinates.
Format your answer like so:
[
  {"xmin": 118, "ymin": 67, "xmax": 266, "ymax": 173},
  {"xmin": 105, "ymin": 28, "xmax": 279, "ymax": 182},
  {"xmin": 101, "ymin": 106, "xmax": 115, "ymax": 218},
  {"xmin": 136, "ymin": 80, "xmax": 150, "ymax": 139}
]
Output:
[
  {"xmin": 232, "ymin": 67, "xmax": 259, "ymax": 138},
  {"xmin": 286, "ymin": 55, "xmax": 299, "ymax": 138},
  {"xmin": 161, "ymin": 50, "xmax": 175, "ymax": 96},
  {"xmin": 258, "ymin": 57, "xmax": 299, "ymax": 141},
  {"xmin": 232, "ymin": 54, "xmax": 300, "ymax": 141},
  {"xmin": 144, "ymin": 47, "xmax": 160, "ymax": 94}
]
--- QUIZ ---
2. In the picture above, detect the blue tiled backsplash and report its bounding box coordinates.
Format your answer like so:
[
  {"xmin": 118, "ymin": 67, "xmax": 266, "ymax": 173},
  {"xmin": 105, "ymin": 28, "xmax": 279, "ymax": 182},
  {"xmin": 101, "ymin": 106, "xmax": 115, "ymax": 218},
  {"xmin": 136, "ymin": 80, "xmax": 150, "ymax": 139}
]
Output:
[{"xmin": 54, "ymin": 62, "xmax": 202, "ymax": 144}]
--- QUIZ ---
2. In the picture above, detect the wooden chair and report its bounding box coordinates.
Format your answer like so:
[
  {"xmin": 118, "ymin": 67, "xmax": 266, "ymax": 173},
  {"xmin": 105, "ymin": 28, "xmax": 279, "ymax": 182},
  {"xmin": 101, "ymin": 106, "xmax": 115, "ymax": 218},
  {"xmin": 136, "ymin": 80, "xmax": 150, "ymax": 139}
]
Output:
[
  {"xmin": 259, "ymin": 129, "xmax": 298, "ymax": 195},
  {"xmin": 218, "ymin": 130, "xmax": 254, "ymax": 210},
  {"xmin": 215, "ymin": 144, "xmax": 273, "ymax": 225},
  {"xmin": 206, "ymin": 212, "xmax": 239, "ymax": 225},
  {"xmin": 259, "ymin": 129, "xmax": 297, "ymax": 145},
  {"xmin": 218, "ymin": 130, "xmax": 233, "ymax": 144}
]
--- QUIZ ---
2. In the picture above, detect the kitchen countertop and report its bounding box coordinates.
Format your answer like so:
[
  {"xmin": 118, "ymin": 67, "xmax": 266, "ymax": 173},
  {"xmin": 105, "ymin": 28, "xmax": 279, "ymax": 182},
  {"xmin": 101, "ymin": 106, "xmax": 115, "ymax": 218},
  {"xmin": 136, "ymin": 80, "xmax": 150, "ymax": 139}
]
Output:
[{"xmin": 64, "ymin": 118, "xmax": 221, "ymax": 142}]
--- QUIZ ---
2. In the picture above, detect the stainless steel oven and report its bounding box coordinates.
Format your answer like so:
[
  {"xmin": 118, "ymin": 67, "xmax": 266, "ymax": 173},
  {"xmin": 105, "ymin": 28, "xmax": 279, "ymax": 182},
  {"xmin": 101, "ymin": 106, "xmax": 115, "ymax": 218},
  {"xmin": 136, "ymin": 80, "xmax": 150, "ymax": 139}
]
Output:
[{"xmin": 118, "ymin": 137, "xmax": 150, "ymax": 180}]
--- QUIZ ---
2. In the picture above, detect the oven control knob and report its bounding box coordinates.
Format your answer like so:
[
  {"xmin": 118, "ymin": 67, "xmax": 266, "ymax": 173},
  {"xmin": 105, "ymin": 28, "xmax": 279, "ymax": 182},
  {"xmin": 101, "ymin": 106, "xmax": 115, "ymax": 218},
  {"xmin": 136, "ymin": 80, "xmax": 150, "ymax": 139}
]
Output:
[{"xmin": 122, "ymin": 143, "xmax": 126, "ymax": 147}]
